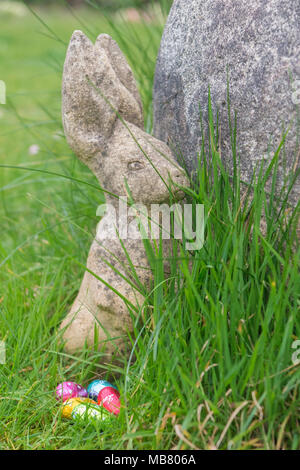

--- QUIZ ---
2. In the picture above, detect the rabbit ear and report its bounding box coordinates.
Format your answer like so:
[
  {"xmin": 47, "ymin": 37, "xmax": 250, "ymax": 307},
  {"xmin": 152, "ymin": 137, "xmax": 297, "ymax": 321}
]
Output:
[
  {"xmin": 62, "ymin": 30, "xmax": 144, "ymax": 167},
  {"xmin": 95, "ymin": 34, "xmax": 144, "ymax": 128},
  {"xmin": 62, "ymin": 30, "xmax": 120, "ymax": 164}
]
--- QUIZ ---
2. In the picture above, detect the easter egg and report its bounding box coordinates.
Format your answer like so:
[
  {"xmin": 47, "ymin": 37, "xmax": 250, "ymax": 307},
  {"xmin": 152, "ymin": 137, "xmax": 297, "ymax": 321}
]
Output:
[
  {"xmin": 71, "ymin": 402, "xmax": 112, "ymax": 424},
  {"xmin": 98, "ymin": 386, "xmax": 121, "ymax": 416},
  {"xmin": 56, "ymin": 381, "xmax": 88, "ymax": 401},
  {"xmin": 61, "ymin": 397, "xmax": 97, "ymax": 419},
  {"xmin": 77, "ymin": 386, "xmax": 88, "ymax": 398},
  {"xmin": 87, "ymin": 380, "xmax": 118, "ymax": 401}
]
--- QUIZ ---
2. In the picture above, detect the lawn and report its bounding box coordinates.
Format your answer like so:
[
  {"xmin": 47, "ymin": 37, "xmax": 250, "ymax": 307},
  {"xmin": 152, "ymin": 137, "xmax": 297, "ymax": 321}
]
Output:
[{"xmin": 0, "ymin": 3, "xmax": 299, "ymax": 450}]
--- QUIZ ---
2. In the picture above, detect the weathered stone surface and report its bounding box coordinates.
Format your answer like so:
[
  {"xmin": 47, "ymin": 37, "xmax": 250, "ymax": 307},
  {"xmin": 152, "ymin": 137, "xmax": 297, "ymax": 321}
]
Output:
[
  {"xmin": 153, "ymin": 0, "xmax": 300, "ymax": 205},
  {"xmin": 61, "ymin": 31, "xmax": 188, "ymax": 361}
]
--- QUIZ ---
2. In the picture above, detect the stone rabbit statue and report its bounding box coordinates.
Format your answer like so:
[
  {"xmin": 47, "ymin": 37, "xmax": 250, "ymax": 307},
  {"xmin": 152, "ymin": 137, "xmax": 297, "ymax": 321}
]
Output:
[{"xmin": 60, "ymin": 31, "xmax": 188, "ymax": 361}]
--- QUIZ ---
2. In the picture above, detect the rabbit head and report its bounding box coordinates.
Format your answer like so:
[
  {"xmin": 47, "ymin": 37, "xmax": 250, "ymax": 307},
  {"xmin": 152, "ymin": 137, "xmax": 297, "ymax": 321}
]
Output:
[{"xmin": 62, "ymin": 31, "xmax": 188, "ymax": 206}]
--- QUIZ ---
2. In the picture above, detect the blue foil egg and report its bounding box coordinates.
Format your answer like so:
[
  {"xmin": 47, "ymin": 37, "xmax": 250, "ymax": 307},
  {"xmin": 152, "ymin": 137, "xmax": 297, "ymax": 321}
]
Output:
[{"xmin": 87, "ymin": 380, "xmax": 118, "ymax": 401}]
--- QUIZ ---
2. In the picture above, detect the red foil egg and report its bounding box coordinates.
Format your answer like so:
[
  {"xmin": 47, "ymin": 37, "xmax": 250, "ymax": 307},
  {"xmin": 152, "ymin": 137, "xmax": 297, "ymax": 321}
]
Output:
[{"xmin": 97, "ymin": 386, "xmax": 120, "ymax": 415}]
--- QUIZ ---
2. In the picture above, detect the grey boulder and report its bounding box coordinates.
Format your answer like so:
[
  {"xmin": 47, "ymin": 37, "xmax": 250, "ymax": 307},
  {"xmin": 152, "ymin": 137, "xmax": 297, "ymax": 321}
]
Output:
[{"xmin": 153, "ymin": 0, "xmax": 300, "ymax": 205}]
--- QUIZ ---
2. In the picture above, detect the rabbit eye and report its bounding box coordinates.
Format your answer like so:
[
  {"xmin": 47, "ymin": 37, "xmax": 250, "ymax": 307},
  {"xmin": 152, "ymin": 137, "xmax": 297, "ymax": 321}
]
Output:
[{"xmin": 128, "ymin": 161, "xmax": 144, "ymax": 171}]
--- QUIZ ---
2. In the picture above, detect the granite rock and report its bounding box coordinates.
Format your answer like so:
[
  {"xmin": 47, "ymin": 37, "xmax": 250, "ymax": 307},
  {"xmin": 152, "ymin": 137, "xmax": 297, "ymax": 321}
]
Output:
[{"xmin": 153, "ymin": 0, "xmax": 300, "ymax": 205}]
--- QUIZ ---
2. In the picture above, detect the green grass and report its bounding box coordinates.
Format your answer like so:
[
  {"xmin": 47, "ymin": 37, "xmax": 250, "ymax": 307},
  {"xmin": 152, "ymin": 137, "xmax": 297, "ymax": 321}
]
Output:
[{"xmin": 0, "ymin": 3, "xmax": 299, "ymax": 450}]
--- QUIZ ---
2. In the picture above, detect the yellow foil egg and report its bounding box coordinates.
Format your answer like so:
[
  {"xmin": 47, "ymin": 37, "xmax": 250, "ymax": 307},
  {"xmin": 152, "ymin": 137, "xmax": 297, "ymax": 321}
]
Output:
[{"xmin": 61, "ymin": 397, "xmax": 97, "ymax": 419}]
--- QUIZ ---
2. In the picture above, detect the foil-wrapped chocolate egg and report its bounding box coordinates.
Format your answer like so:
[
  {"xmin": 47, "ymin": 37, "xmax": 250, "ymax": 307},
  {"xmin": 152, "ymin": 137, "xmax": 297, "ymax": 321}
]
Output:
[
  {"xmin": 71, "ymin": 402, "xmax": 112, "ymax": 423},
  {"xmin": 98, "ymin": 386, "xmax": 121, "ymax": 416},
  {"xmin": 87, "ymin": 380, "xmax": 118, "ymax": 401},
  {"xmin": 56, "ymin": 381, "xmax": 88, "ymax": 402},
  {"xmin": 61, "ymin": 397, "xmax": 97, "ymax": 419}
]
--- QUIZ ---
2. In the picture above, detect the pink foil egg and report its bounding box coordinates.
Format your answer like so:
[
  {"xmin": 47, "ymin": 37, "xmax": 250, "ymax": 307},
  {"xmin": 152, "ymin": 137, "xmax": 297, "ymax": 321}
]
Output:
[
  {"xmin": 97, "ymin": 386, "xmax": 121, "ymax": 416},
  {"xmin": 56, "ymin": 381, "xmax": 88, "ymax": 402}
]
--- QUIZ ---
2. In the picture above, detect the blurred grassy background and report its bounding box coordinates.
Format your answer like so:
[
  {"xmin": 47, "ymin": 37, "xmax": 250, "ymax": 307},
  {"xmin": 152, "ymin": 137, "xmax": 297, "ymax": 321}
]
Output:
[{"xmin": 0, "ymin": 1, "xmax": 168, "ymax": 254}]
